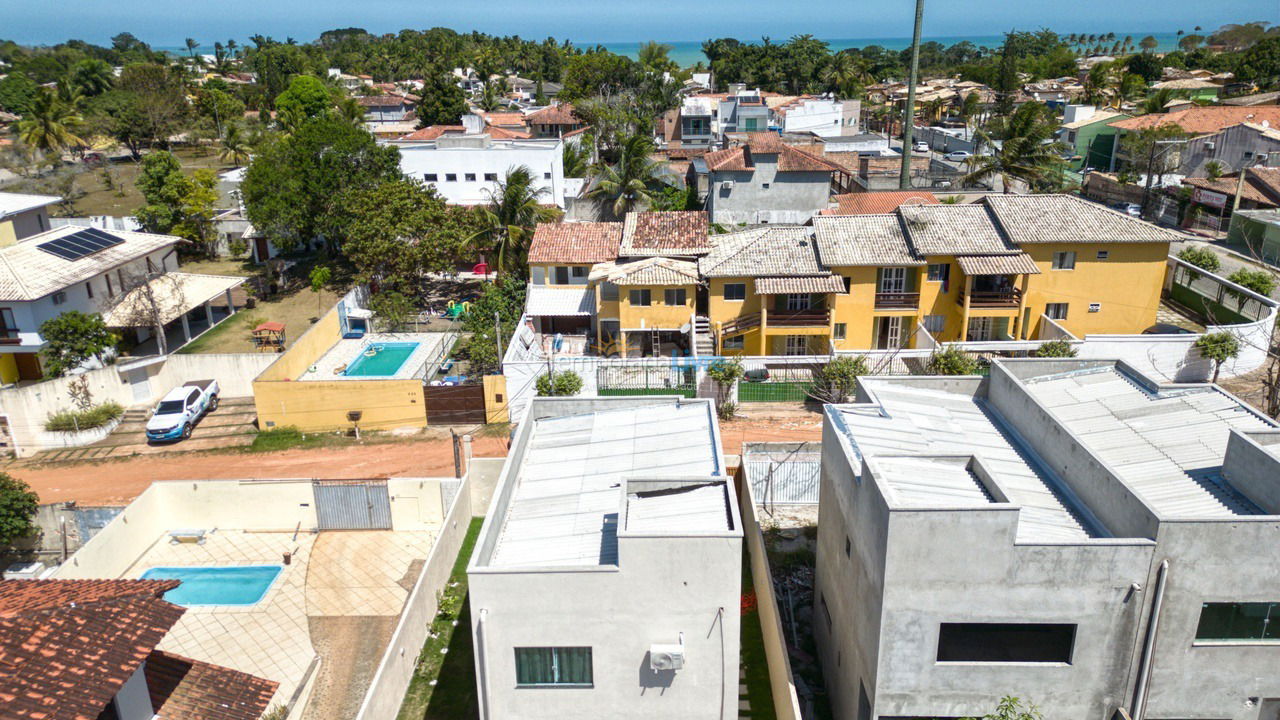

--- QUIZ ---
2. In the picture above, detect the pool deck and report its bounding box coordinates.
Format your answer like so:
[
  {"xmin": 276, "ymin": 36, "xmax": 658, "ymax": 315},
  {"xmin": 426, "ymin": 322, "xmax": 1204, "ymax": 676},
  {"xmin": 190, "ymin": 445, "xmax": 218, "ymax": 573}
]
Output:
[
  {"xmin": 125, "ymin": 528, "xmax": 438, "ymax": 712},
  {"xmin": 297, "ymin": 332, "xmax": 455, "ymax": 382}
]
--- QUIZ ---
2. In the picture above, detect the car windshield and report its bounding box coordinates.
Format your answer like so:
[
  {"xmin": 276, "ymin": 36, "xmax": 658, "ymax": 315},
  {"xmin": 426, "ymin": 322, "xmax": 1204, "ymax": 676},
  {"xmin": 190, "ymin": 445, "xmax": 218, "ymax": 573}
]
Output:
[{"xmin": 156, "ymin": 400, "xmax": 185, "ymax": 415}]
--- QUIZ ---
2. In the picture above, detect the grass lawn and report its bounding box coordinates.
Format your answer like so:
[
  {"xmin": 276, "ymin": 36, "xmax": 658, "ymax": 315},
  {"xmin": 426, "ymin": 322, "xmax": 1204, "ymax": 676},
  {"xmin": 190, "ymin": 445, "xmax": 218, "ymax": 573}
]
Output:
[
  {"xmin": 742, "ymin": 555, "xmax": 779, "ymax": 720},
  {"xmin": 175, "ymin": 257, "xmax": 343, "ymax": 354},
  {"xmin": 57, "ymin": 146, "xmax": 234, "ymax": 218},
  {"xmin": 397, "ymin": 517, "xmax": 484, "ymax": 720}
]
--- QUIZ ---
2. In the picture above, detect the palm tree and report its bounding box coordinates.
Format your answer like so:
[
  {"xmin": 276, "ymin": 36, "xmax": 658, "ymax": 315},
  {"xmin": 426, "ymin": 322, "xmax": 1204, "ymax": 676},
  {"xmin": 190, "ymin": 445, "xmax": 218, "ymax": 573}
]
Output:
[
  {"xmin": 478, "ymin": 82, "xmax": 504, "ymax": 113},
  {"xmin": 1141, "ymin": 89, "xmax": 1177, "ymax": 114},
  {"xmin": 70, "ymin": 59, "xmax": 114, "ymax": 97},
  {"xmin": 472, "ymin": 166, "xmax": 558, "ymax": 275},
  {"xmin": 17, "ymin": 89, "xmax": 85, "ymax": 155},
  {"xmin": 218, "ymin": 124, "xmax": 252, "ymax": 166},
  {"xmin": 563, "ymin": 141, "xmax": 591, "ymax": 178},
  {"xmin": 963, "ymin": 103, "xmax": 1065, "ymax": 193},
  {"xmin": 184, "ymin": 38, "xmax": 200, "ymax": 60},
  {"xmin": 821, "ymin": 53, "xmax": 871, "ymax": 96},
  {"xmin": 588, "ymin": 134, "xmax": 667, "ymax": 217},
  {"xmin": 335, "ymin": 97, "xmax": 365, "ymax": 126}
]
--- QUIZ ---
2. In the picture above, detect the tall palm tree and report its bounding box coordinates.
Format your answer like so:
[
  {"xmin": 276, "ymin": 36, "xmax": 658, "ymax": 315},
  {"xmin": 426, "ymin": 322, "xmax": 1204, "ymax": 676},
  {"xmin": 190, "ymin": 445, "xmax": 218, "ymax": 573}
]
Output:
[
  {"xmin": 17, "ymin": 89, "xmax": 85, "ymax": 155},
  {"xmin": 588, "ymin": 134, "xmax": 667, "ymax": 218},
  {"xmin": 218, "ymin": 124, "xmax": 252, "ymax": 166},
  {"xmin": 473, "ymin": 166, "xmax": 558, "ymax": 275},
  {"xmin": 963, "ymin": 103, "xmax": 1065, "ymax": 193},
  {"xmin": 478, "ymin": 82, "xmax": 504, "ymax": 113},
  {"xmin": 70, "ymin": 59, "xmax": 114, "ymax": 97},
  {"xmin": 563, "ymin": 141, "xmax": 591, "ymax": 178},
  {"xmin": 335, "ymin": 96, "xmax": 365, "ymax": 126}
]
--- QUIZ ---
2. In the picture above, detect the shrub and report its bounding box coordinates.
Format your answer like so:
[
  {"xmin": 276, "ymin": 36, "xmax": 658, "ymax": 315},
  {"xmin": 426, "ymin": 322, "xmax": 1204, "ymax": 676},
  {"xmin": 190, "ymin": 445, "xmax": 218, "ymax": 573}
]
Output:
[
  {"xmin": 706, "ymin": 357, "xmax": 745, "ymax": 410},
  {"xmin": 0, "ymin": 473, "xmax": 39, "ymax": 545},
  {"xmin": 1177, "ymin": 246, "xmax": 1221, "ymax": 273},
  {"xmin": 44, "ymin": 401, "xmax": 124, "ymax": 432},
  {"xmin": 1227, "ymin": 268, "xmax": 1277, "ymax": 300},
  {"xmin": 717, "ymin": 400, "xmax": 739, "ymax": 420},
  {"xmin": 536, "ymin": 369, "xmax": 583, "ymax": 396},
  {"xmin": 1195, "ymin": 331, "xmax": 1241, "ymax": 382},
  {"xmin": 809, "ymin": 355, "xmax": 869, "ymax": 403},
  {"xmin": 1033, "ymin": 340, "xmax": 1078, "ymax": 358},
  {"xmin": 926, "ymin": 346, "xmax": 981, "ymax": 375}
]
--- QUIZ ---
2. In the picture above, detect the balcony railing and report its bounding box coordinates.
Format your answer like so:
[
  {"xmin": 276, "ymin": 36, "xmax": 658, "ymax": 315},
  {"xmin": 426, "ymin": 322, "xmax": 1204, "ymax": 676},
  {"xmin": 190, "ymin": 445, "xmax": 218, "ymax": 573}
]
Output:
[
  {"xmin": 721, "ymin": 313, "xmax": 761, "ymax": 337},
  {"xmin": 874, "ymin": 292, "xmax": 920, "ymax": 310},
  {"xmin": 0, "ymin": 328, "xmax": 22, "ymax": 345},
  {"xmin": 768, "ymin": 309, "xmax": 831, "ymax": 327},
  {"xmin": 961, "ymin": 288, "xmax": 1023, "ymax": 308}
]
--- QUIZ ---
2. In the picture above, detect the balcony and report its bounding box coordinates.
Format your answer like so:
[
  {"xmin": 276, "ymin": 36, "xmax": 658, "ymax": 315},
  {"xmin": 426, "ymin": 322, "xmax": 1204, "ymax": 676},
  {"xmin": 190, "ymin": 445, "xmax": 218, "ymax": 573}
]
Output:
[
  {"xmin": 0, "ymin": 328, "xmax": 21, "ymax": 346},
  {"xmin": 767, "ymin": 309, "xmax": 831, "ymax": 327},
  {"xmin": 961, "ymin": 288, "xmax": 1023, "ymax": 308},
  {"xmin": 874, "ymin": 292, "xmax": 920, "ymax": 310}
]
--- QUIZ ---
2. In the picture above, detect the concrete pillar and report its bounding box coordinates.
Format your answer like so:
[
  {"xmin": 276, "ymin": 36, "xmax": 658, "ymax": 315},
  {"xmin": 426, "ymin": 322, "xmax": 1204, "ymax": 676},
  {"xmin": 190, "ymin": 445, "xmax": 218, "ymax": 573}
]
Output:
[
  {"xmin": 619, "ymin": 330, "xmax": 627, "ymax": 359},
  {"xmin": 203, "ymin": 300, "xmax": 213, "ymax": 327},
  {"xmin": 1016, "ymin": 274, "xmax": 1032, "ymax": 340},
  {"xmin": 180, "ymin": 313, "xmax": 191, "ymax": 344},
  {"xmin": 961, "ymin": 275, "xmax": 973, "ymax": 342},
  {"xmin": 226, "ymin": 287, "xmax": 236, "ymax": 315}
]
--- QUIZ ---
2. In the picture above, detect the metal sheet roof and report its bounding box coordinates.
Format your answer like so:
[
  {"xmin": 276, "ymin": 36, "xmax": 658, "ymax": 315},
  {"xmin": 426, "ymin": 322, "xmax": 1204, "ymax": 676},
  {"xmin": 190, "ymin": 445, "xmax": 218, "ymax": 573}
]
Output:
[
  {"xmin": 489, "ymin": 402, "xmax": 721, "ymax": 568},
  {"xmin": 625, "ymin": 482, "xmax": 731, "ymax": 533},
  {"xmin": 525, "ymin": 286, "xmax": 596, "ymax": 316},
  {"xmin": 836, "ymin": 384, "xmax": 1097, "ymax": 542},
  {"xmin": 1021, "ymin": 367, "xmax": 1272, "ymax": 517},
  {"xmin": 872, "ymin": 457, "xmax": 995, "ymax": 508}
]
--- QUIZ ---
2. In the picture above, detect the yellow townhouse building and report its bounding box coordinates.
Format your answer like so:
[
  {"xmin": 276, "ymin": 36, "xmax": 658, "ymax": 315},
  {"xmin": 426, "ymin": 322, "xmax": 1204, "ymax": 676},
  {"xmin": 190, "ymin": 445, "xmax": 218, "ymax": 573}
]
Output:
[{"xmin": 521, "ymin": 197, "xmax": 1178, "ymax": 357}]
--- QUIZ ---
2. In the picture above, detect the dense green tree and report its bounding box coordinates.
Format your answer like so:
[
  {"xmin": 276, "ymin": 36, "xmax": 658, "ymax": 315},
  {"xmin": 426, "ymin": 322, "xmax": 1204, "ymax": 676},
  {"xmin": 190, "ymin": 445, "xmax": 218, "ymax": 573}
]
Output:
[
  {"xmin": 1127, "ymin": 53, "xmax": 1164, "ymax": 82},
  {"xmin": 195, "ymin": 87, "xmax": 245, "ymax": 136},
  {"xmin": 459, "ymin": 276, "xmax": 526, "ymax": 376},
  {"xmin": 241, "ymin": 116, "xmax": 402, "ymax": 252},
  {"xmin": 246, "ymin": 42, "xmax": 311, "ymax": 102},
  {"xmin": 134, "ymin": 151, "xmax": 219, "ymax": 252},
  {"xmin": 1195, "ymin": 332, "xmax": 1241, "ymax": 382},
  {"xmin": 70, "ymin": 58, "xmax": 114, "ymax": 97},
  {"xmin": 38, "ymin": 311, "xmax": 116, "ymax": 377},
  {"xmin": 560, "ymin": 51, "xmax": 639, "ymax": 101},
  {"xmin": 329, "ymin": 179, "xmax": 477, "ymax": 290},
  {"xmin": 964, "ymin": 102, "xmax": 1066, "ymax": 192},
  {"xmin": 114, "ymin": 62, "xmax": 189, "ymax": 149},
  {"xmin": 415, "ymin": 72, "xmax": 468, "ymax": 128},
  {"xmin": 0, "ymin": 73, "xmax": 39, "ymax": 115},
  {"xmin": 0, "ymin": 473, "xmax": 39, "ymax": 546},
  {"xmin": 218, "ymin": 123, "xmax": 253, "ymax": 165},
  {"xmin": 1236, "ymin": 37, "xmax": 1280, "ymax": 83},
  {"xmin": 637, "ymin": 41, "xmax": 678, "ymax": 75}
]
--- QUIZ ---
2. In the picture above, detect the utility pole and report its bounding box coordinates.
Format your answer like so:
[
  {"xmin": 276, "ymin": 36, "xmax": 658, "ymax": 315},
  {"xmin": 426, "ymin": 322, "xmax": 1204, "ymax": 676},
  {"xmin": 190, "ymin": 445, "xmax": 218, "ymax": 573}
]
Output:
[
  {"xmin": 494, "ymin": 312, "xmax": 503, "ymax": 374},
  {"xmin": 898, "ymin": 0, "xmax": 925, "ymax": 190}
]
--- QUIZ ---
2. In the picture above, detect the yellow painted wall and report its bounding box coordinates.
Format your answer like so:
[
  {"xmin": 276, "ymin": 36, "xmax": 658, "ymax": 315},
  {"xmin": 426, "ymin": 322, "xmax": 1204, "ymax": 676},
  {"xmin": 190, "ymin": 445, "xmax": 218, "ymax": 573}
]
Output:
[
  {"xmin": 708, "ymin": 277, "xmax": 763, "ymax": 326},
  {"xmin": 1022, "ymin": 242, "xmax": 1167, "ymax": 339},
  {"xmin": 0, "ymin": 353, "xmax": 18, "ymax": 384},
  {"xmin": 483, "ymin": 374, "xmax": 509, "ymax": 424},
  {"xmin": 254, "ymin": 378, "xmax": 424, "ymax": 432},
  {"xmin": 617, "ymin": 283, "xmax": 695, "ymax": 330},
  {"xmin": 0, "ymin": 221, "xmax": 16, "ymax": 248},
  {"xmin": 827, "ymin": 266, "xmax": 884, "ymax": 350},
  {"xmin": 257, "ymin": 304, "xmax": 342, "ymax": 382}
]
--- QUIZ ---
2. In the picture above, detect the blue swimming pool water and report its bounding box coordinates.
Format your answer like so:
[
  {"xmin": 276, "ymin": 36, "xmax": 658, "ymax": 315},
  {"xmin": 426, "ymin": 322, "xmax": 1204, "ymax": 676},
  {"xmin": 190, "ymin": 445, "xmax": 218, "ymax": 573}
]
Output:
[
  {"xmin": 141, "ymin": 565, "xmax": 282, "ymax": 606},
  {"xmin": 344, "ymin": 342, "xmax": 419, "ymax": 377}
]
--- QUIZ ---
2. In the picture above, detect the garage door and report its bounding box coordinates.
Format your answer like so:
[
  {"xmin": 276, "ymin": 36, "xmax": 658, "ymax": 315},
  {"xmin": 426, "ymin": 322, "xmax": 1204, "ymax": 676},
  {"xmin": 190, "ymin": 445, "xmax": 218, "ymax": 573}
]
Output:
[{"xmin": 313, "ymin": 480, "xmax": 392, "ymax": 530}]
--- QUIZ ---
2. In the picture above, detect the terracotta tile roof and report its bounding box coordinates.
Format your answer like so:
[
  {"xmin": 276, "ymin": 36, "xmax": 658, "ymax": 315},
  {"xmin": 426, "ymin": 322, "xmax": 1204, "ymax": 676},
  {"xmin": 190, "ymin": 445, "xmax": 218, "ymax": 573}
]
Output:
[
  {"xmin": 589, "ymin": 257, "xmax": 699, "ymax": 285},
  {"xmin": 813, "ymin": 215, "xmax": 926, "ymax": 266},
  {"xmin": 619, "ymin": 211, "xmax": 711, "ymax": 257},
  {"xmin": 1183, "ymin": 167, "xmax": 1280, "ymax": 207},
  {"xmin": 982, "ymin": 194, "xmax": 1186, "ymax": 244},
  {"xmin": 480, "ymin": 112, "xmax": 528, "ymax": 128},
  {"xmin": 0, "ymin": 579, "xmax": 185, "ymax": 720},
  {"xmin": 527, "ymin": 103, "xmax": 579, "ymax": 125},
  {"xmin": 1108, "ymin": 106, "xmax": 1280, "ymax": 134},
  {"xmin": 146, "ymin": 650, "xmax": 278, "ymax": 720},
  {"xmin": 956, "ymin": 252, "xmax": 1042, "ymax": 276},
  {"xmin": 397, "ymin": 125, "xmax": 530, "ymax": 141},
  {"xmin": 753, "ymin": 274, "xmax": 846, "ymax": 294},
  {"xmin": 700, "ymin": 227, "xmax": 825, "ymax": 277},
  {"xmin": 528, "ymin": 222, "xmax": 623, "ymax": 263},
  {"xmin": 823, "ymin": 191, "xmax": 938, "ymax": 215},
  {"xmin": 704, "ymin": 135, "xmax": 843, "ymax": 174},
  {"xmin": 355, "ymin": 95, "xmax": 412, "ymax": 107}
]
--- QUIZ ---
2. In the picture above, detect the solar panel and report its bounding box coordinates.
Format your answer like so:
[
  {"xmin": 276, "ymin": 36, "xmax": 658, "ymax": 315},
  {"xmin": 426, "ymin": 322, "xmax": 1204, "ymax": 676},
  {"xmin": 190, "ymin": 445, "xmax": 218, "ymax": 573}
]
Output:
[{"xmin": 36, "ymin": 228, "xmax": 125, "ymax": 261}]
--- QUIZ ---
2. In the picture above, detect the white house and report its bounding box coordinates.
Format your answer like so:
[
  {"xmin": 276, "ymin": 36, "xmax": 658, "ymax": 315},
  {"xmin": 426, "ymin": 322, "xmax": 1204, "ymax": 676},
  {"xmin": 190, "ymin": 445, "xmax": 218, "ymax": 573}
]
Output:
[
  {"xmin": 468, "ymin": 396, "xmax": 743, "ymax": 720},
  {"xmin": 775, "ymin": 97, "xmax": 846, "ymax": 137},
  {"xmin": 392, "ymin": 133, "xmax": 566, "ymax": 207},
  {"xmin": 0, "ymin": 225, "xmax": 244, "ymax": 382},
  {"xmin": 0, "ymin": 191, "xmax": 59, "ymax": 246}
]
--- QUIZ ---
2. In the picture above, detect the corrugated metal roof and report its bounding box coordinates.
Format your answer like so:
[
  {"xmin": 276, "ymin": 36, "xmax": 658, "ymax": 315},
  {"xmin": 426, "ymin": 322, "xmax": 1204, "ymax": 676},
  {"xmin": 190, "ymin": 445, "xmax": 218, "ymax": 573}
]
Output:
[
  {"xmin": 1021, "ymin": 367, "xmax": 1272, "ymax": 518},
  {"xmin": 873, "ymin": 457, "xmax": 995, "ymax": 507},
  {"xmin": 955, "ymin": 253, "xmax": 1042, "ymax": 276},
  {"xmin": 744, "ymin": 446, "xmax": 822, "ymax": 504},
  {"xmin": 625, "ymin": 482, "xmax": 731, "ymax": 532},
  {"xmin": 490, "ymin": 402, "xmax": 721, "ymax": 568},
  {"xmin": 836, "ymin": 384, "xmax": 1096, "ymax": 542},
  {"xmin": 525, "ymin": 286, "xmax": 595, "ymax": 316}
]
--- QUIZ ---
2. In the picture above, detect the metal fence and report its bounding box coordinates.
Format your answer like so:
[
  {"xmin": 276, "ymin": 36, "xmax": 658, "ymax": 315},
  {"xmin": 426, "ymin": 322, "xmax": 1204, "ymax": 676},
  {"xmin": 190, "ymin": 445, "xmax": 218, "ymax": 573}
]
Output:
[
  {"xmin": 597, "ymin": 363, "xmax": 697, "ymax": 397},
  {"xmin": 744, "ymin": 444, "xmax": 823, "ymax": 505},
  {"xmin": 1169, "ymin": 260, "xmax": 1273, "ymax": 322}
]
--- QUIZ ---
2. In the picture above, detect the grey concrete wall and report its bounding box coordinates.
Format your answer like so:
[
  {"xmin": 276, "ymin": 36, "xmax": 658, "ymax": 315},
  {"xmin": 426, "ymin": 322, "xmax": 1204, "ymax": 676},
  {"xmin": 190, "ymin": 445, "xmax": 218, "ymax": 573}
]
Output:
[
  {"xmin": 1223, "ymin": 430, "xmax": 1280, "ymax": 514},
  {"xmin": 986, "ymin": 362, "xmax": 1161, "ymax": 540},
  {"xmin": 813, "ymin": 412, "xmax": 891, "ymax": 720},
  {"xmin": 1143, "ymin": 519, "xmax": 1280, "ymax": 720},
  {"xmin": 468, "ymin": 533, "xmax": 741, "ymax": 719},
  {"xmin": 1179, "ymin": 124, "xmax": 1280, "ymax": 176},
  {"xmin": 707, "ymin": 159, "xmax": 831, "ymax": 224},
  {"xmin": 9, "ymin": 207, "xmax": 51, "ymax": 241}
]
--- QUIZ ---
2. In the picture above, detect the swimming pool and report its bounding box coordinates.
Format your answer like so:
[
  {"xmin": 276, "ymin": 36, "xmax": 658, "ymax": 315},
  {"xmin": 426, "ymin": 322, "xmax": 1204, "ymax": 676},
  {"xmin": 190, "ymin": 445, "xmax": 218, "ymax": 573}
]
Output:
[
  {"xmin": 344, "ymin": 342, "xmax": 420, "ymax": 377},
  {"xmin": 141, "ymin": 565, "xmax": 282, "ymax": 606}
]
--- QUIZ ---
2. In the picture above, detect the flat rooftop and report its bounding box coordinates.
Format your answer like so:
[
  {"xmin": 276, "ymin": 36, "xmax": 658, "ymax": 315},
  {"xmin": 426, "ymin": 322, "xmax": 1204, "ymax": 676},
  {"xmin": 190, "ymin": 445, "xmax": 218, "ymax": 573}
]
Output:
[
  {"xmin": 489, "ymin": 402, "xmax": 722, "ymax": 568},
  {"xmin": 835, "ymin": 382, "xmax": 1098, "ymax": 543},
  {"xmin": 1020, "ymin": 366, "xmax": 1271, "ymax": 517}
]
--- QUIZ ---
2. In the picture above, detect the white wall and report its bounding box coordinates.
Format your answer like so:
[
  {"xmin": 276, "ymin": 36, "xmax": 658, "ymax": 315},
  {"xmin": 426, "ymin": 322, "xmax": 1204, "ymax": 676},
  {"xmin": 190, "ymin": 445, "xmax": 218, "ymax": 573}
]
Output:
[
  {"xmin": 396, "ymin": 139, "xmax": 565, "ymax": 207},
  {"xmin": 113, "ymin": 663, "xmax": 155, "ymax": 720},
  {"xmin": 780, "ymin": 99, "xmax": 844, "ymax": 137}
]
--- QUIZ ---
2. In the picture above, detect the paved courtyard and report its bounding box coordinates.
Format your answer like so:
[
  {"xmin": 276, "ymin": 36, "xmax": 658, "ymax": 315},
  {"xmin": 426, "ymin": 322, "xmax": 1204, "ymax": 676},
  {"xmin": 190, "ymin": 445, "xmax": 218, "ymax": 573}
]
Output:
[{"xmin": 124, "ymin": 528, "xmax": 437, "ymax": 713}]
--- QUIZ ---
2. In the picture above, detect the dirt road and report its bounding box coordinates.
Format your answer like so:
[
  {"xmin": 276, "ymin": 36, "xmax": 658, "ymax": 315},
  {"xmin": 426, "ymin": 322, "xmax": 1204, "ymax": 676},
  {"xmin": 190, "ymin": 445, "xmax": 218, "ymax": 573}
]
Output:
[{"xmin": 9, "ymin": 409, "xmax": 823, "ymax": 506}]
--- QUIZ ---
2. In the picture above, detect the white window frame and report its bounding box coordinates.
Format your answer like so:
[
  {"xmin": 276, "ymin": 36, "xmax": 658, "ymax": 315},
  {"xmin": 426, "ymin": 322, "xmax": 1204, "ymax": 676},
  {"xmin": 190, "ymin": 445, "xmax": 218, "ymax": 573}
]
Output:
[
  {"xmin": 922, "ymin": 315, "xmax": 945, "ymax": 334},
  {"xmin": 1052, "ymin": 251, "xmax": 1077, "ymax": 270},
  {"xmin": 723, "ymin": 283, "xmax": 746, "ymax": 301},
  {"xmin": 784, "ymin": 335, "xmax": 809, "ymax": 356},
  {"xmin": 785, "ymin": 294, "xmax": 811, "ymax": 310},
  {"xmin": 833, "ymin": 322, "xmax": 847, "ymax": 340},
  {"xmin": 1045, "ymin": 302, "xmax": 1069, "ymax": 320},
  {"xmin": 879, "ymin": 267, "xmax": 907, "ymax": 293}
]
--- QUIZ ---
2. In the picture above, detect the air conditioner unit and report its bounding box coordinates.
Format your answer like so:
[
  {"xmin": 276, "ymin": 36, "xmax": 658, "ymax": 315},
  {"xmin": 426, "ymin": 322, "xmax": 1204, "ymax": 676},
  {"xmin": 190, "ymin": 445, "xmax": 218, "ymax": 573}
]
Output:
[
  {"xmin": 1089, "ymin": 303, "xmax": 1101, "ymax": 313},
  {"xmin": 650, "ymin": 644, "xmax": 685, "ymax": 671},
  {"xmin": 722, "ymin": 180, "xmax": 735, "ymax": 189}
]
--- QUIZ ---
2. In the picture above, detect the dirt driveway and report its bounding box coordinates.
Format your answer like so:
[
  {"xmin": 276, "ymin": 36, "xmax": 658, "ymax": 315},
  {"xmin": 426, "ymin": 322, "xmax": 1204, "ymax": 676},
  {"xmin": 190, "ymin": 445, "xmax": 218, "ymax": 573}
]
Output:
[{"xmin": 8, "ymin": 408, "xmax": 824, "ymax": 506}]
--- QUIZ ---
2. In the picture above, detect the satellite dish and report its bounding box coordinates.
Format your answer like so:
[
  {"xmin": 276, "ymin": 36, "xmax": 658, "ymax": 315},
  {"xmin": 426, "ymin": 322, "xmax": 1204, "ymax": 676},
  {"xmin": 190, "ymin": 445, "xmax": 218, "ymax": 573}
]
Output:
[{"xmin": 679, "ymin": 323, "xmax": 692, "ymax": 334}]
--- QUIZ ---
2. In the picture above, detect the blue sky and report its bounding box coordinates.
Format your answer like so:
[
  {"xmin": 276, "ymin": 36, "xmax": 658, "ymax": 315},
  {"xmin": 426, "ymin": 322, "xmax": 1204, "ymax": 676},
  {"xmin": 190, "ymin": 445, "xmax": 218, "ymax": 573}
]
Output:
[{"xmin": 0, "ymin": 0, "xmax": 1274, "ymax": 46}]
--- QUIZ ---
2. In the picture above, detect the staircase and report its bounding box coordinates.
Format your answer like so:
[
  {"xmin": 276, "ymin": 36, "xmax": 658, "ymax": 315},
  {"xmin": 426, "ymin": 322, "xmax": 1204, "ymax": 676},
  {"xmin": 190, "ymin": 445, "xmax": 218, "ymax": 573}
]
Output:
[{"xmin": 694, "ymin": 316, "xmax": 715, "ymax": 356}]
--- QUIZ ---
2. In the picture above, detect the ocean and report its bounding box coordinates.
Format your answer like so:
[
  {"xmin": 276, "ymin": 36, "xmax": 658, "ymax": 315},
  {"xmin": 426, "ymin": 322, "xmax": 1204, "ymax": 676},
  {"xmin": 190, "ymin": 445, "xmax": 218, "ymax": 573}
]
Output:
[{"xmin": 160, "ymin": 31, "xmax": 1188, "ymax": 66}]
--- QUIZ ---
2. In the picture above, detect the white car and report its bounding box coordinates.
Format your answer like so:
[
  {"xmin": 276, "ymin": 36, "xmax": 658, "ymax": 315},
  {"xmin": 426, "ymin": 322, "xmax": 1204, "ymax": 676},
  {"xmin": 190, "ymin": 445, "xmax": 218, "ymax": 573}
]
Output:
[
  {"xmin": 912, "ymin": 141, "xmax": 930, "ymax": 153},
  {"xmin": 146, "ymin": 380, "xmax": 220, "ymax": 442},
  {"xmin": 944, "ymin": 150, "xmax": 972, "ymax": 162}
]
